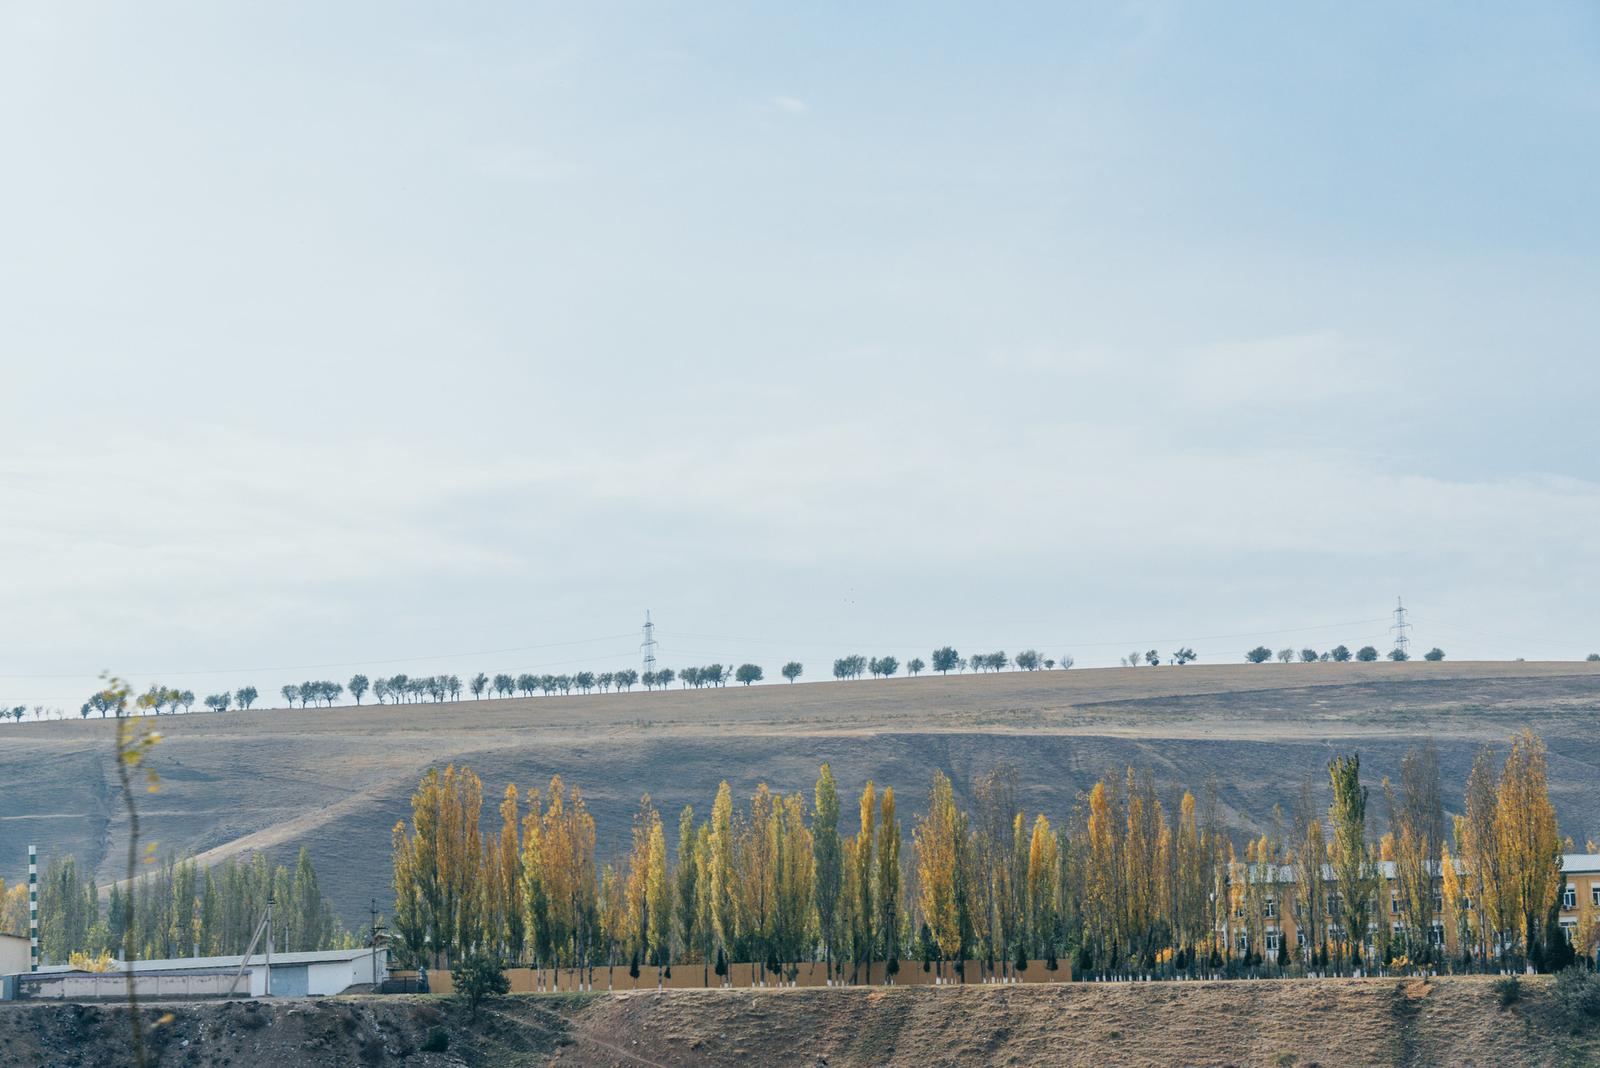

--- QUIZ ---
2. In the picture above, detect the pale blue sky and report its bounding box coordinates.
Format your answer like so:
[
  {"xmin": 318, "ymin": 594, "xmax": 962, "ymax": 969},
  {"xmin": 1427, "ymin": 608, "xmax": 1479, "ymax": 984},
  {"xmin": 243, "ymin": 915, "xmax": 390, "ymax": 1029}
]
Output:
[{"xmin": 2, "ymin": 3, "xmax": 1598, "ymax": 705}]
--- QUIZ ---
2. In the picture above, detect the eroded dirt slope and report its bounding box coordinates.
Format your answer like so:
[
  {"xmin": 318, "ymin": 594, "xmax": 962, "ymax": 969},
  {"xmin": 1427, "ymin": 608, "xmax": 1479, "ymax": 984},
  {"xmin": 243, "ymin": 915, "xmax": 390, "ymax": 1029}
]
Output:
[{"xmin": 0, "ymin": 977, "xmax": 1596, "ymax": 1068}]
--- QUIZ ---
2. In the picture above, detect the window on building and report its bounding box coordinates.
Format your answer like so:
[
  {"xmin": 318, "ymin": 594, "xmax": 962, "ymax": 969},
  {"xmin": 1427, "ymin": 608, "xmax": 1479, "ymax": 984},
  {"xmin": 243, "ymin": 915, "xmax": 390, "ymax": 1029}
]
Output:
[
  {"xmin": 1429, "ymin": 924, "xmax": 1444, "ymax": 948},
  {"xmin": 1266, "ymin": 930, "xmax": 1280, "ymax": 953},
  {"xmin": 1592, "ymin": 885, "xmax": 1600, "ymax": 908},
  {"xmin": 1391, "ymin": 896, "xmax": 1400, "ymax": 915},
  {"xmin": 1296, "ymin": 929, "xmax": 1307, "ymax": 948},
  {"xmin": 1328, "ymin": 893, "xmax": 1341, "ymax": 920},
  {"xmin": 1236, "ymin": 932, "xmax": 1249, "ymax": 954},
  {"xmin": 1432, "ymin": 891, "xmax": 1443, "ymax": 913},
  {"xmin": 1265, "ymin": 897, "xmax": 1277, "ymax": 919},
  {"xmin": 1563, "ymin": 885, "xmax": 1577, "ymax": 910},
  {"xmin": 1561, "ymin": 920, "xmax": 1577, "ymax": 945}
]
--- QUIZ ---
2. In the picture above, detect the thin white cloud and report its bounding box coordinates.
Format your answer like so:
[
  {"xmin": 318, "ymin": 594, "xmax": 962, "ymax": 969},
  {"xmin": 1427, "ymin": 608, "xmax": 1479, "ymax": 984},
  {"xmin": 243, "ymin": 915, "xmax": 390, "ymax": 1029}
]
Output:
[
  {"xmin": 767, "ymin": 95, "xmax": 808, "ymax": 115},
  {"xmin": 464, "ymin": 144, "xmax": 583, "ymax": 183}
]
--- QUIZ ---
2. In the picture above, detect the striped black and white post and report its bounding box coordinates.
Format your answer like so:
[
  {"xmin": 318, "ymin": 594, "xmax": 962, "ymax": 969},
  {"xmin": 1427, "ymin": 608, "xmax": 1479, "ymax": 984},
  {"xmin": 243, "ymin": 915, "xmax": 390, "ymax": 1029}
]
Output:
[{"xmin": 28, "ymin": 845, "xmax": 38, "ymax": 972}]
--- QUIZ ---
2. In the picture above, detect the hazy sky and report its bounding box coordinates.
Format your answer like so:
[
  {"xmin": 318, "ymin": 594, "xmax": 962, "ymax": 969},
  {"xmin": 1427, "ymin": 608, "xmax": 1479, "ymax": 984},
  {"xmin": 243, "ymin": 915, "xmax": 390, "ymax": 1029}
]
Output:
[{"xmin": 4, "ymin": 3, "xmax": 1598, "ymax": 707}]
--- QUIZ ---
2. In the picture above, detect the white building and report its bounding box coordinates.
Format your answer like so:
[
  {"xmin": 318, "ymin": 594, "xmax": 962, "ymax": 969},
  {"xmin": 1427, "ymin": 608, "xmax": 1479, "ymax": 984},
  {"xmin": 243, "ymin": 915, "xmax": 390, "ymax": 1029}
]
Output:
[{"xmin": 8, "ymin": 946, "xmax": 386, "ymax": 1000}]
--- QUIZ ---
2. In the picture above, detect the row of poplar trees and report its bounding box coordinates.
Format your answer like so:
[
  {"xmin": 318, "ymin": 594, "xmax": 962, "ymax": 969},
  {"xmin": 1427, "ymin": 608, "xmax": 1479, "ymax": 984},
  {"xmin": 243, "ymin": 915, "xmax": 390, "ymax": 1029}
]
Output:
[
  {"xmin": 389, "ymin": 730, "xmax": 1577, "ymax": 983},
  {"xmin": 28, "ymin": 849, "xmax": 352, "ymax": 964}
]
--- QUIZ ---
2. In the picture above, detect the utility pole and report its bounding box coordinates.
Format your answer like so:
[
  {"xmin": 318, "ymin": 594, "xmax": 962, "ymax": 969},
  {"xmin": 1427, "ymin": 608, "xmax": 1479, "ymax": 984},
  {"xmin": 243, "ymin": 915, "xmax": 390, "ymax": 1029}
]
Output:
[
  {"xmin": 641, "ymin": 610, "xmax": 657, "ymax": 675},
  {"xmin": 368, "ymin": 898, "xmax": 386, "ymax": 990},
  {"xmin": 27, "ymin": 845, "xmax": 37, "ymax": 972},
  {"xmin": 1391, "ymin": 596, "xmax": 1411, "ymax": 658},
  {"xmin": 265, "ymin": 893, "xmax": 274, "ymax": 996}
]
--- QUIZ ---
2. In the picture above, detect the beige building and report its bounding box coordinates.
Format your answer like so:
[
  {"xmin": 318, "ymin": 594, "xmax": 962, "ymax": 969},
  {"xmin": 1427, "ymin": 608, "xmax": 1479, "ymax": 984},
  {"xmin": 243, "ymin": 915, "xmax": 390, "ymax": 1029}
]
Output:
[
  {"xmin": 1227, "ymin": 853, "xmax": 1600, "ymax": 963},
  {"xmin": 0, "ymin": 933, "xmax": 29, "ymax": 977}
]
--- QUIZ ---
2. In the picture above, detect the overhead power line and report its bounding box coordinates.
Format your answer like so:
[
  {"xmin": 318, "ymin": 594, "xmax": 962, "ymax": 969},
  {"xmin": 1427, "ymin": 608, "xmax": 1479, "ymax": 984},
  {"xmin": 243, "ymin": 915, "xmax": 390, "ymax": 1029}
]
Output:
[
  {"xmin": 675, "ymin": 617, "xmax": 1391, "ymax": 652},
  {"xmin": 0, "ymin": 631, "xmax": 640, "ymax": 680}
]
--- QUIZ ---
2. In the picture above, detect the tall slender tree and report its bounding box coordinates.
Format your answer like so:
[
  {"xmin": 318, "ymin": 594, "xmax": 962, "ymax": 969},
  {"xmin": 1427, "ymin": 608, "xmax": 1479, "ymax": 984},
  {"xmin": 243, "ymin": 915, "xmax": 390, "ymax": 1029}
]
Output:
[{"xmin": 812, "ymin": 764, "xmax": 844, "ymax": 981}]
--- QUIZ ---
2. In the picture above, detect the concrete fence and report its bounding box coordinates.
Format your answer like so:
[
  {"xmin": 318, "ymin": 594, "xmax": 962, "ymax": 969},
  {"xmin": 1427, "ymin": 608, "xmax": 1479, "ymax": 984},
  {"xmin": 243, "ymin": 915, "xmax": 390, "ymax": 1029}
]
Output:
[{"xmin": 19, "ymin": 970, "xmax": 249, "ymax": 1001}]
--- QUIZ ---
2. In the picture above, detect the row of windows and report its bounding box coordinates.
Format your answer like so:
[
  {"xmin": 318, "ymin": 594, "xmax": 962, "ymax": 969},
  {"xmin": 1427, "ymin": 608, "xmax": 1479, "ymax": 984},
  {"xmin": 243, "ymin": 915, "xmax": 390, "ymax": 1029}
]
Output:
[
  {"xmin": 1236, "ymin": 883, "xmax": 1599, "ymax": 922},
  {"xmin": 1561, "ymin": 885, "xmax": 1600, "ymax": 910},
  {"xmin": 1239, "ymin": 923, "xmax": 1447, "ymax": 955}
]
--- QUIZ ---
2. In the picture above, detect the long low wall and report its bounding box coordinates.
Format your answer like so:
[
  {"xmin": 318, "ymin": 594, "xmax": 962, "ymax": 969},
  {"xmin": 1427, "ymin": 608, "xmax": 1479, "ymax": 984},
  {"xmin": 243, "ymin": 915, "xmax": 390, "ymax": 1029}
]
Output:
[
  {"xmin": 20, "ymin": 971, "xmax": 249, "ymax": 1001},
  {"xmin": 403, "ymin": 959, "xmax": 1073, "ymax": 995}
]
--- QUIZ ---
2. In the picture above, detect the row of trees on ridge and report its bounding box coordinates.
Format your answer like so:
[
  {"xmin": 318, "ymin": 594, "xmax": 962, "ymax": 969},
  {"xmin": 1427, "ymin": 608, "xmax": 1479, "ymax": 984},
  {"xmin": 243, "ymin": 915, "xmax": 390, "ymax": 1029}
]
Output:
[{"xmin": 1245, "ymin": 645, "xmax": 1446, "ymax": 664}]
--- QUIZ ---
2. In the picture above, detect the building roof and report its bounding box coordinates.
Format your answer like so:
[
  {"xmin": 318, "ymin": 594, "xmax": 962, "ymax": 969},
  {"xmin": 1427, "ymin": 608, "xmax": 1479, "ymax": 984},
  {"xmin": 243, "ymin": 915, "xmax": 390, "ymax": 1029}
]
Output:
[
  {"xmin": 120, "ymin": 948, "xmax": 380, "ymax": 972},
  {"xmin": 1240, "ymin": 854, "xmax": 1599, "ymax": 885},
  {"xmin": 22, "ymin": 966, "xmax": 247, "ymax": 981},
  {"xmin": 30, "ymin": 947, "xmax": 379, "ymax": 977}
]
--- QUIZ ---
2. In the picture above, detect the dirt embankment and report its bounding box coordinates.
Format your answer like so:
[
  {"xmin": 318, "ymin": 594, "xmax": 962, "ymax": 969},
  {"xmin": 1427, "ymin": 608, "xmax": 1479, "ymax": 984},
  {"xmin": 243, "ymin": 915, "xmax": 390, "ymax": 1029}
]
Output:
[{"xmin": 1, "ymin": 976, "xmax": 1597, "ymax": 1068}]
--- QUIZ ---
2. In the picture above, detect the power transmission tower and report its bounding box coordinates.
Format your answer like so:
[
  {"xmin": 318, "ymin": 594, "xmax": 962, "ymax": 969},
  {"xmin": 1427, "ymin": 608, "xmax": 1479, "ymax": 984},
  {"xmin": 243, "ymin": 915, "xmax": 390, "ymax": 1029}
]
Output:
[
  {"xmin": 641, "ymin": 610, "xmax": 657, "ymax": 675},
  {"xmin": 1391, "ymin": 596, "xmax": 1411, "ymax": 657}
]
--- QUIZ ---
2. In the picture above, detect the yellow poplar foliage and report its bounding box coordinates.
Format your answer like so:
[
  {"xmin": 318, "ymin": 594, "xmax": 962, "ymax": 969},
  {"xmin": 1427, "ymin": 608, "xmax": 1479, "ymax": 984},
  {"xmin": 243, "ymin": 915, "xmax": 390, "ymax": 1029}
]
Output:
[
  {"xmin": 385, "ymin": 729, "xmax": 1574, "ymax": 979},
  {"xmin": 69, "ymin": 950, "xmax": 116, "ymax": 973},
  {"xmin": 0, "ymin": 882, "xmax": 27, "ymax": 937},
  {"xmin": 874, "ymin": 787, "xmax": 898, "ymax": 964},
  {"xmin": 1495, "ymin": 729, "xmax": 1562, "ymax": 956},
  {"xmin": 1441, "ymin": 841, "xmax": 1467, "ymax": 954},
  {"xmin": 781, "ymin": 792, "xmax": 817, "ymax": 966},
  {"xmin": 709, "ymin": 781, "xmax": 736, "ymax": 954},
  {"xmin": 1027, "ymin": 813, "xmax": 1059, "ymax": 948},
  {"xmin": 647, "ymin": 813, "xmax": 670, "ymax": 963},
  {"xmin": 914, "ymin": 771, "xmax": 960, "ymax": 961},
  {"xmin": 1085, "ymin": 780, "xmax": 1118, "ymax": 955},
  {"xmin": 391, "ymin": 764, "xmax": 485, "ymax": 967}
]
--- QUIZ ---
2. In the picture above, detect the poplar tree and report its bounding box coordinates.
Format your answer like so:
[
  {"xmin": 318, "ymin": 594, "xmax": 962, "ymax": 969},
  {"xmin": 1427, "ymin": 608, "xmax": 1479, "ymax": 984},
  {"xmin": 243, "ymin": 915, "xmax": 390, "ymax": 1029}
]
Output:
[
  {"xmin": 1440, "ymin": 838, "xmax": 1468, "ymax": 968},
  {"xmin": 494, "ymin": 786, "xmax": 524, "ymax": 963},
  {"xmin": 775, "ymin": 792, "xmax": 815, "ymax": 979},
  {"xmin": 1495, "ymin": 729, "xmax": 1562, "ymax": 968},
  {"xmin": 1292, "ymin": 779, "xmax": 1327, "ymax": 968},
  {"xmin": 1083, "ymin": 780, "xmax": 1119, "ymax": 971},
  {"xmin": 1026, "ymin": 814, "xmax": 1059, "ymax": 959},
  {"xmin": 646, "ymin": 814, "xmax": 671, "ymax": 980},
  {"xmin": 852, "ymin": 782, "xmax": 876, "ymax": 981},
  {"xmin": 1460, "ymin": 747, "xmax": 1505, "ymax": 967},
  {"xmin": 812, "ymin": 764, "xmax": 843, "ymax": 980},
  {"xmin": 693, "ymin": 824, "xmax": 717, "ymax": 984},
  {"xmin": 737, "ymin": 785, "xmax": 778, "ymax": 979},
  {"xmin": 1328, "ymin": 754, "xmax": 1379, "ymax": 972},
  {"xmin": 1386, "ymin": 743, "xmax": 1444, "ymax": 962},
  {"xmin": 598, "ymin": 865, "xmax": 623, "ymax": 986},
  {"xmin": 915, "ymin": 771, "xmax": 960, "ymax": 978},
  {"xmin": 1122, "ymin": 769, "xmax": 1163, "ymax": 969},
  {"xmin": 708, "ymin": 781, "xmax": 736, "ymax": 973},
  {"xmin": 674, "ymin": 806, "xmax": 698, "ymax": 966},
  {"xmin": 519, "ymin": 785, "xmax": 552, "ymax": 975},
  {"xmin": 622, "ymin": 797, "xmax": 654, "ymax": 978},
  {"xmin": 876, "ymin": 787, "xmax": 901, "ymax": 979},
  {"xmin": 1171, "ymin": 792, "xmax": 1207, "ymax": 965}
]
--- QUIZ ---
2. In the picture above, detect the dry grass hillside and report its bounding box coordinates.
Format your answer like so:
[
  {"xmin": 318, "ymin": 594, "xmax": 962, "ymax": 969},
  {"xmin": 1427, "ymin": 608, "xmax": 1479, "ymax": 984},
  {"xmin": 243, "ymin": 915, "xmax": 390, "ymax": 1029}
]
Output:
[
  {"xmin": 2, "ymin": 661, "xmax": 1597, "ymax": 926},
  {"xmin": 0, "ymin": 976, "xmax": 1596, "ymax": 1067}
]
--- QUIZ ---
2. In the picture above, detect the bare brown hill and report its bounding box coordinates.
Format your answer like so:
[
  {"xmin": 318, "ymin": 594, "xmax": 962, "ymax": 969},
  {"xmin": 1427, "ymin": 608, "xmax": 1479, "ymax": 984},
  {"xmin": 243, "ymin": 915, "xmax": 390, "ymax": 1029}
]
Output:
[
  {"xmin": 0, "ymin": 976, "xmax": 1596, "ymax": 1067},
  {"xmin": 2, "ymin": 661, "xmax": 1598, "ymax": 927}
]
